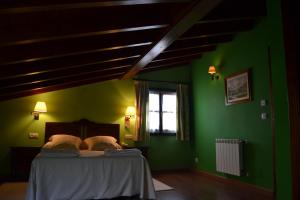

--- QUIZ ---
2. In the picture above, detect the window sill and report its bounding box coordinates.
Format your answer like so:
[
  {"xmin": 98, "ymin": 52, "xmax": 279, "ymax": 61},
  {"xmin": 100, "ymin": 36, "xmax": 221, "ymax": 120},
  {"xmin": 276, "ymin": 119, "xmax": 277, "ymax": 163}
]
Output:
[{"xmin": 150, "ymin": 132, "xmax": 176, "ymax": 136}]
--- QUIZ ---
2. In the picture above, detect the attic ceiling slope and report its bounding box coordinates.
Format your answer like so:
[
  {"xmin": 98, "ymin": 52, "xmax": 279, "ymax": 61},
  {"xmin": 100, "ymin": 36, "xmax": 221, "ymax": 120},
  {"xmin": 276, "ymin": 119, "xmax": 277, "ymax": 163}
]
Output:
[{"xmin": 0, "ymin": 0, "xmax": 266, "ymax": 101}]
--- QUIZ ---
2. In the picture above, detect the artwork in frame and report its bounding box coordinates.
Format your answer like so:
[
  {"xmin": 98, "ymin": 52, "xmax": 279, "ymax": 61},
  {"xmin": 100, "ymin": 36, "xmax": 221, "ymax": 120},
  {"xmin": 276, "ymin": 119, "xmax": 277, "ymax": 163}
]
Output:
[{"xmin": 224, "ymin": 69, "xmax": 251, "ymax": 105}]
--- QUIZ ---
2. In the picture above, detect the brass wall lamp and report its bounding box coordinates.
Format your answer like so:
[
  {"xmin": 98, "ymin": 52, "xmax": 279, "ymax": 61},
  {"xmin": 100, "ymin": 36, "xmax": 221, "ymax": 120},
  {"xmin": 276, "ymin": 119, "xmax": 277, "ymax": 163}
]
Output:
[
  {"xmin": 125, "ymin": 106, "xmax": 136, "ymax": 128},
  {"xmin": 208, "ymin": 65, "xmax": 219, "ymax": 80}
]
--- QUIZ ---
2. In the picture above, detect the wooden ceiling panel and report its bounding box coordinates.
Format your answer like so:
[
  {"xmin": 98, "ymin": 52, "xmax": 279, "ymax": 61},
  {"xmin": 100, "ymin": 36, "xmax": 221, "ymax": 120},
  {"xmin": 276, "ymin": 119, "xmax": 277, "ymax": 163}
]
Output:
[
  {"xmin": 0, "ymin": 1, "xmax": 187, "ymax": 44},
  {"xmin": 0, "ymin": 46, "xmax": 147, "ymax": 79},
  {"xmin": 0, "ymin": 74, "xmax": 123, "ymax": 101},
  {"xmin": 0, "ymin": 0, "xmax": 191, "ymax": 12},
  {"xmin": 181, "ymin": 18, "xmax": 256, "ymax": 38},
  {"xmin": 0, "ymin": 68, "xmax": 127, "ymax": 95},
  {"xmin": 0, "ymin": 56, "xmax": 137, "ymax": 81},
  {"xmin": 0, "ymin": 60, "xmax": 133, "ymax": 88},
  {"xmin": 156, "ymin": 45, "xmax": 215, "ymax": 60},
  {"xmin": 0, "ymin": 28, "xmax": 162, "ymax": 64},
  {"xmin": 0, "ymin": 0, "xmax": 267, "ymax": 101},
  {"xmin": 202, "ymin": 0, "xmax": 266, "ymax": 21},
  {"xmin": 141, "ymin": 61, "xmax": 190, "ymax": 73},
  {"xmin": 122, "ymin": 0, "xmax": 223, "ymax": 79},
  {"xmin": 168, "ymin": 34, "xmax": 233, "ymax": 50},
  {"xmin": 148, "ymin": 53, "xmax": 203, "ymax": 67}
]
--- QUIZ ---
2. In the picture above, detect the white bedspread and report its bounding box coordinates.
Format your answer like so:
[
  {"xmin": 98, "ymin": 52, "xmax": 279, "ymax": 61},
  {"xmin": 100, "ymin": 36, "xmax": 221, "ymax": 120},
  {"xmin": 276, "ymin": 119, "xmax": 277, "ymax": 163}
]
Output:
[
  {"xmin": 25, "ymin": 151, "xmax": 156, "ymax": 200},
  {"xmin": 40, "ymin": 148, "xmax": 80, "ymax": 157}
]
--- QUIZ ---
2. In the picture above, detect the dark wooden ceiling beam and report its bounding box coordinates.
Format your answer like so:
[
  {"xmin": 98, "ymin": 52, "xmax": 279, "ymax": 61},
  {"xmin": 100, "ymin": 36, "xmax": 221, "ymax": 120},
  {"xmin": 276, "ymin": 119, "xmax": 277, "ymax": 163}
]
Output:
[
  {"xmin": 0, "ymin": 45, "xmax": 148, "ymax": 79},
  {"xmin": 0, "ymin": 0, "xmax": 190, "ymax": 14},
  {"xmin": 0, "ymin": 68, "xmax": 127, "ymax": 95},
  {"xmin": 0, "ymin": 42, "xmax": 150, "ymax": 66},
  {"xmin": 0, "ymin": 54, "xmax": 139, "ymax": 81},
  {"xmin": 0, "ymin": 19, "xmax": 167, "ymax": 46},
  {"xmin": 0, "ymin": 73, "xmax": 123, "ymax": 101},
  {"xmin": 0, "ymin": 3, "xmax": 184, "ymax": 44},
  {"xmin": 0, "ymin": 24, "xmax": 168, "ymax": 47},
  {"xmin": 0, "ymin": 65, "xmax": 131, "ymax": 89},
  {"xmin": 0, "ymin": 58, "xmax": 134, "ymax": 83},
  {"xmin": 122, "ymin": 0, "xmax": 222, "ymax": 79},
  {"xmin": 0, "ymin": 28, "xmax": 161, "ymax": 64}
]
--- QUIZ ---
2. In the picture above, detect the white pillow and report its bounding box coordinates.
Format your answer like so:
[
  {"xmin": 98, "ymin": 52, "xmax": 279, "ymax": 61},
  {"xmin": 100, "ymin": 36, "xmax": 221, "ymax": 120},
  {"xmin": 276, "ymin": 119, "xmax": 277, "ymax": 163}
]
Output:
[
  {"xmin": 83, "ymin": 136, "xmax": 121, "ymax": 151},
  {"xmin": 44, "ymin": 134, "xmax": 82, "ymax": 150}
]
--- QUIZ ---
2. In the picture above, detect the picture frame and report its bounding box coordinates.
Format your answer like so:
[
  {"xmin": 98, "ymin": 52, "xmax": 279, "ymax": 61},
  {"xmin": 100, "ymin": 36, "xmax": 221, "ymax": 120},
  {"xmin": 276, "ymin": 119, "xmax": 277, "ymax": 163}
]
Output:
[{"xmin": 224, "ymin": 69, "xmax": 251, "ymax": 105}]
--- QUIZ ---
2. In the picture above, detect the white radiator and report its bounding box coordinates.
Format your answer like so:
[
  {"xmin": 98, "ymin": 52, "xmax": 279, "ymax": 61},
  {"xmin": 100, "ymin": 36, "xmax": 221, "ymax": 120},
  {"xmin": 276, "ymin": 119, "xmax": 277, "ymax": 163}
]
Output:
[{"xmin": 215, "ymin": 139, "xmax": 244, "ymax": 176}]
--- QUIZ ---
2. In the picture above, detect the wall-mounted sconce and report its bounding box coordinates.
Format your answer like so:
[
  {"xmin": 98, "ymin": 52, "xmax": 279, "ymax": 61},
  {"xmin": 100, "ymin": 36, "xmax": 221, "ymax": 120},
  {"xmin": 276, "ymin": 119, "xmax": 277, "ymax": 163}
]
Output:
[
  {"xmin": 32, "ymin": 101, "xmax": 47, "ymax": 120},
  {"xmin": 125, "ymin": 106, "xmax": 136, "ymax": 129},
  {"xmin": 208, "ymin": 65, "xmax": 219, "ymax": 80}
]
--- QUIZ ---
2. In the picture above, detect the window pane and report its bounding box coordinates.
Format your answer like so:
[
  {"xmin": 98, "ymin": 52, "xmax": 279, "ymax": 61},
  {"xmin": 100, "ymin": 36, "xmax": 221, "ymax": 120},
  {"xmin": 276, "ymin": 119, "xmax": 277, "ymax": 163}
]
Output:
[
  {"xmin": 149, "ymin": 92, "xmax": 160, "ymax": 132},
  {"xmin": 162, "ymin": 94, "xmax": 176, "ymax": 112},
  {"xmin": 162, "ymin": 93, "xmax": 177, "ymax": 132},
  {"xmin": 163, "ymin": 112, "xmax": 176, "ymax": 132},
  {"xmin": 149, "ymin": 93, "xmax": 159, "ymax": 111},
  {"xmin": 149, "ymin": 111, "xmax": 159, "ymax": 132}
]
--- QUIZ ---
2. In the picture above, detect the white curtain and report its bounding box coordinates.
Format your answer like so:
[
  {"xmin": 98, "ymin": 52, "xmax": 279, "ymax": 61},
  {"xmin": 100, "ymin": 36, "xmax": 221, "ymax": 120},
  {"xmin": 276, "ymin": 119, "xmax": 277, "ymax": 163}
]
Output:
[
  {"xmin": 176, "ymin": 84, "xmax": 190, "ymax": 141},
  {"xmin": 134, "ymin": 81, "xmax": 150, "ymax": 143}
]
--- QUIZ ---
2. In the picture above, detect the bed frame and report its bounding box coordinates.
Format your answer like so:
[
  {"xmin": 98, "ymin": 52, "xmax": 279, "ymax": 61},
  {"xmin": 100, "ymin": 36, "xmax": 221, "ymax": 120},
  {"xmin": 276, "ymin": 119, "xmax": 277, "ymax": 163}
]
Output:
[{"xmin": 45, "ymin": 119, "xmax": 120, "ymax": 143}]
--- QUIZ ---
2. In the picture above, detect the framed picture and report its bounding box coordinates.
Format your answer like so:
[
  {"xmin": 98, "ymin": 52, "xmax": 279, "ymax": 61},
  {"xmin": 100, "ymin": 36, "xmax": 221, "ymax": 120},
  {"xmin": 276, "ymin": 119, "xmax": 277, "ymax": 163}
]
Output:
[{"xmin": 224, "ymin": 69, "xmax": 251, "ymax": 105}]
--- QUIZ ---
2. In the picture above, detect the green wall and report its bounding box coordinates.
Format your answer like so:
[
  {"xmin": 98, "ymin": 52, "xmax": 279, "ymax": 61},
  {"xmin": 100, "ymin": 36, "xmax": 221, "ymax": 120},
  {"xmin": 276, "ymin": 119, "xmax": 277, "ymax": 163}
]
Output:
[
  {"xmin": 191, "ymin": 0, "xmax": 291, "ymax": 198},
  {"xmin": 0, "ymin": 79, "xmax": 136, "ymax": 177},
  {"xmin": 191, "ymin": 21, "xmax": 273, "ymax": 189},
  {"xmin": 136, "ymin": 66, "xmax": 194, "ymax": 170}
]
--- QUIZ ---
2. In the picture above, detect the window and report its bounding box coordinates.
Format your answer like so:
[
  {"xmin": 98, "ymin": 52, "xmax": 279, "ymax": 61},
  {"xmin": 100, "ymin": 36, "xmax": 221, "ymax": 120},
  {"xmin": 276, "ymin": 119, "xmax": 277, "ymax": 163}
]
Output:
[{"xmin": 148, "ymin": 90, "xmax": 177, "ymax": 135}]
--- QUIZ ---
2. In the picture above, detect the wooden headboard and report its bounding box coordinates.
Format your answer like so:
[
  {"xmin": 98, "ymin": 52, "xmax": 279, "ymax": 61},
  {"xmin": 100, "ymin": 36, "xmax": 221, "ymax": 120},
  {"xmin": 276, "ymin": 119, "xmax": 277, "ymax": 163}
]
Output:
[{"xmin": 45, "ymin": 119, "xmax": 120, "ymax": 143}]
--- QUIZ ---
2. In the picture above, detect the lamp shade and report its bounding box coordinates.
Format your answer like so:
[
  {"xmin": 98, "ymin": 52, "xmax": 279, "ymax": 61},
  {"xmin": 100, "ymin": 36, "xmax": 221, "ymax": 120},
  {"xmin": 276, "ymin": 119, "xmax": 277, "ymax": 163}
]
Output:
[
  {"xmin": 125, "ymin": 106, "xmax": 136, "ymax": 116},
  {"xmin": 208, "ymin": 65, "xmax": 216, "ymax": 74},
  {"xmin": 34, "ymin": 101, "xmax": 47, "ymax": 113}
]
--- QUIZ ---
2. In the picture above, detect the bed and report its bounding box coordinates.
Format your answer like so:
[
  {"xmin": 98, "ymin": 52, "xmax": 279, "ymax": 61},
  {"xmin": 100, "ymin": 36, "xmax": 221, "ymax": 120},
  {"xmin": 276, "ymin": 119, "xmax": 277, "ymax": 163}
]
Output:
[{"xmin": 25, "ymin": 119, "xmax": 156, "ymax": 200}]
